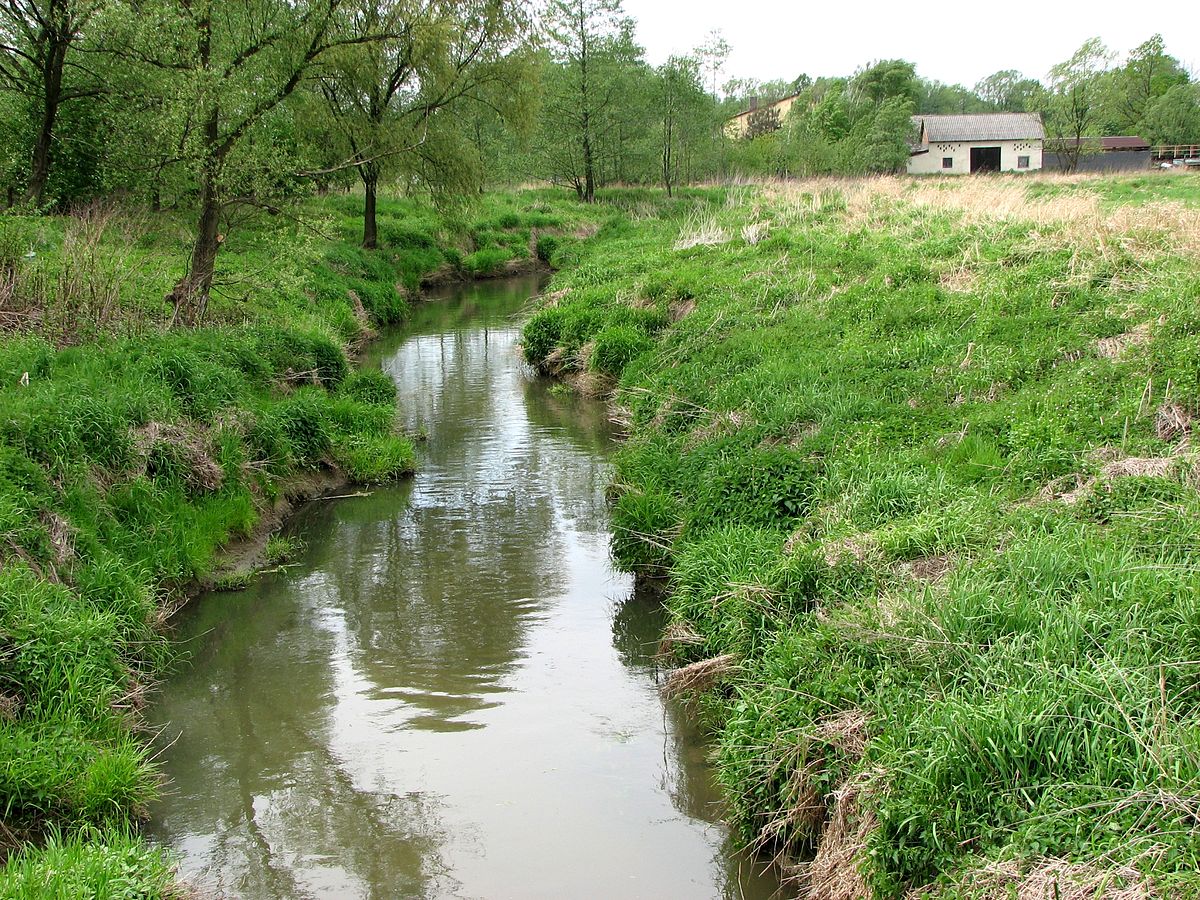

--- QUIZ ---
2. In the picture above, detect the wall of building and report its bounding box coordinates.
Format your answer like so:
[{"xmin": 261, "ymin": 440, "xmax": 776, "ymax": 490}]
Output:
[
  {"xmin": 908, "ymin": 139, "xmax": 1043, "ymax": 175},
  {"xmin": 726, "ymin": 95, "xmax": 802, "ymax": 139},
  {"xmin": 1042, "ymin": 150, "xmax": 1151, "ymax": 174}
]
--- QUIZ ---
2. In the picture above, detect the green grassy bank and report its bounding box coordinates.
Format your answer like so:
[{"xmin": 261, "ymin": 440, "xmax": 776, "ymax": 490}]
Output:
[
  {"xmin": 523, "ymin": 173, "xmax": 1200, "ymax": 897},
  {"xmin": 0, "ymin": 189, "xmax": 601, "ymax": 896}
]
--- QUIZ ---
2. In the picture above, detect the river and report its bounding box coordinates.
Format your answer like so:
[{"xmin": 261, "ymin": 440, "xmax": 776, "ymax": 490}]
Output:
[{"xmin": 147, "ymin": 275, "xmax": 783, "ymax": 900}]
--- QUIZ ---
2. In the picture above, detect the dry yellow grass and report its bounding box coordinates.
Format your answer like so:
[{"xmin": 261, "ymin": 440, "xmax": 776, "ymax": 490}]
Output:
[
  {"xmin": 910, "ymin": 858, "xmax": 1161, "ymax": 900},
  {"xmin": 763, "ymin": 174, "xmax": 1200, "ymax": 264}
]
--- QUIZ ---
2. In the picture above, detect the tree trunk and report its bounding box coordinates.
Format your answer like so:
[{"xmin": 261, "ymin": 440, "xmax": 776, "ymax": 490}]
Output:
[
  {"xmin": 169, "ymin": 170, "xmax": 222, "ymax": 326},
  {"xmin": 169, "ymin": 101, "xmax": 221, "ymax": 326},
  {"xmin": 362, "ymin": 167, "xmax": 379, "ymax": 249},
  {"xmin": 582, "ymin": 123, "xmax": 596, "ymax": 203},
  {"xmin": 25, "ymin": 38, "xmax": 68, "ymax": 207}
]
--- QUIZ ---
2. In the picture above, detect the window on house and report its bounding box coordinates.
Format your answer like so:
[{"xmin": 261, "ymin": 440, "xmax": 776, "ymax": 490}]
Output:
[
  {"xmin": 942, "ymin": 157, "xmax": 953, "ymax": 169},
  {"xmin": 1018, "ymin": 155, "xmax": 1030, "ymax": 169}
]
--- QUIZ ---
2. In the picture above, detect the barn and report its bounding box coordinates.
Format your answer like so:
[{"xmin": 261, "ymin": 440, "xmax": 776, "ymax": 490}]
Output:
[{"xmin": 908, "ymin": 113, "xmax": 1045, "ymax": 175}]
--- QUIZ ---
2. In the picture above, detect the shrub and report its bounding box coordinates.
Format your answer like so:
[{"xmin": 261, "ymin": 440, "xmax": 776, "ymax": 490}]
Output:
[
  {"xmin": 272, "ymin": 392, "xmax": 331, "ymax": 468},
  {"xmin": 333, "ymin": 434, "xmax": 416, "ymax": 483},
  {"xmin": 464, "ymin": 247, "xmax": 510, "ymax": 276},
  {"xmin": 535, "ymin": 233, "xmax": 560, "ymax": 263}
]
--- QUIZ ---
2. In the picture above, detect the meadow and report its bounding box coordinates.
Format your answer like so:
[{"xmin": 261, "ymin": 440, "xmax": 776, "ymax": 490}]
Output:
[
  {"xmin": 523, "ymin": 172, "xmax": 1200, "ymax": 897},
  {"xmin": 0, "ymin": 188, "xmax": 599, "ymax": 896}
]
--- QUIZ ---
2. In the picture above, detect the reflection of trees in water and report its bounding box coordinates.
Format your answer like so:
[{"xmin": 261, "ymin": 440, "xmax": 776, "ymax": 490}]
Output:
[
  {"xmin": 150, "ymin": 578, "xmax": 448, "ymax": 899},
  {"xmin": 610, "ymin": 579, "xmax": 669, "ymax": 672},
  {"xmin": 150, "ymin": 276, "xmax": 786, "ymax": 900},
  {"xmin": 303, "ymin": 482, "xmax": 562, "ymax": 727},
  {"xmin": 520, "ymin": 373, "xmax": 618, "ymax": 461},
  {"xmin": 364, "ymin": 275, "xmax": 546, "ymax": 371}
]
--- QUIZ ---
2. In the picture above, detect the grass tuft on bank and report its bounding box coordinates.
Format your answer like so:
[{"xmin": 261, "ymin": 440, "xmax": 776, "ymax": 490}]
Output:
[{"xmin": 524, "ymin": 172, "xmax": 1200, "ymax": 897}]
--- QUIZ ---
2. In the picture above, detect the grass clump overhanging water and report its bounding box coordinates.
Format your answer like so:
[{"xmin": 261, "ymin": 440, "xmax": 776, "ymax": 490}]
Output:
[{"xmin": 523, "ymin": 173, "xmax": 1200, "ymax": 897}]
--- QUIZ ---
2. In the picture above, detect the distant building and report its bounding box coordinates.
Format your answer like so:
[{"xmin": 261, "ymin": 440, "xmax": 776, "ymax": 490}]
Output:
[
  {"xmin": 1043, "ymin": 136, "xmax": 1153, "ymax": 173},
  {"xmin": 725, "ymin": 93, "xmax": 803, "ymax": 139},
  {"xmin": 908, "ymin": 113, "xmax": 1045, "ymax": 175}
]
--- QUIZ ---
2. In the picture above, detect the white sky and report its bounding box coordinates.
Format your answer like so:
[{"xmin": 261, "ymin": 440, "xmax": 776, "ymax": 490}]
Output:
[{"xmin": 621, "ymin": 0, "xmax": 1200, "ymax": 91}]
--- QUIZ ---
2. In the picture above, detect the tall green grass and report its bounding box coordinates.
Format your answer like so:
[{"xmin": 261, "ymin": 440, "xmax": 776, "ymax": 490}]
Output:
[{"xmin": 524, "ymin": 174, "xmax": 1200, "ymax": 895}]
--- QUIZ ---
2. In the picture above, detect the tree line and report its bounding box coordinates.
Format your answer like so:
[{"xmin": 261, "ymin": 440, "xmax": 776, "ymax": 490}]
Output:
[
  {"xmin": 722, "ymin": 35, "xmax": 1198, "ymax": 178},
  {"xmin": 2, "ymin": 1, "xmax": 1197, "ymax": 313}
]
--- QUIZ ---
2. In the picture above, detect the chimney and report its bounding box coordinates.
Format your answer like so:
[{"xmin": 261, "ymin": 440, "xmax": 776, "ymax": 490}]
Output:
[{"xmin": 749, "ymin": 96, "xmax": 759, "ymax": 111}]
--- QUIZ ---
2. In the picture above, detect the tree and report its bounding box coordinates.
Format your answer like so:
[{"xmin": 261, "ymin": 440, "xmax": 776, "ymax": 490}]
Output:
[
  {"xmin": 694, "ymin": 28, "xmax": 727, "ymax": 98},
  {"xmin": 850, "ymin": 59, "xmax": 918, "ymax": 108},
  {"xmin": 808, "ymin": 81, "xmax": 850, "ymax": 142},
  {"xmin": 1141, "ymin": 83, "xmax": 1200, "ymax": 145},
  {"xmin": 316, "ymin": 0, "xmax": 533, "ymax": 248},
  {"xmin": 744, "ymin": 105, "xmax": 780, "ymax": 140},
  {"xmin": 1109, "ymin": 35, "xmax": 1189, "ymax": 133},
  {"xmin": 120, "ymin": 0, "xmax": 396, "ymax": 323},
  {"xmin": 0, "ymin": 0, "xmax": 106, "ymax": 207},
  {"xmin": 974, "ymin": 69, "xmax": 1041, "ymax": 111},
  {"xmin": 859, "ymin": 96, "xmax": 915, "ymax": 173},
  {"xmin": 655, "ymin": 54, "xmax": 705, "ymax": 196},
  {"xmin": 918, "ymin": 78, "xmax": 987, "ymax": 114},
  {"xmin": 539, "ymin": 0, "xmax": 626, "ymax": 202},
  {"xmin": 1045, "ymin": 38, "xmax": 1112, "ymax": 172}
]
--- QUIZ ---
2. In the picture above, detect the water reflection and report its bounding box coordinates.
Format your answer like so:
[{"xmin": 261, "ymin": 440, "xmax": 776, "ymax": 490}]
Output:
[{"xmin": 148, "ymin": 276, "xmax": 783, "ymax": 899}]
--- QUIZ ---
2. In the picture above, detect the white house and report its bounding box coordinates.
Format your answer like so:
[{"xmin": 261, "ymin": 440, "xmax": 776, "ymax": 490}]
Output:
[{"xmin": 908, "ymin": 113, "xmax": 1044, "ymax": 175}]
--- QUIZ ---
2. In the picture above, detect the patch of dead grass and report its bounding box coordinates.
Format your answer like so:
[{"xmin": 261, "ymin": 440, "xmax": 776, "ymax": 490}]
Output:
[
  {"xmin": 805, "ymin": 771, "xmax": 878, "ymax": 900},
  {"xmin": 911, "ymin": 858, "xmax": 1161, "ymax": 900},
  {"xmin": 763, "ymin": 175, "xmax": 1200, "ymax": 264},
  {"xmin": 660, "ymin": 654, "xmax": 739, "ymax": 697},
  {"xmin": 1095, "ymin": 321, "xmax": 1153, "ymax": 360}
]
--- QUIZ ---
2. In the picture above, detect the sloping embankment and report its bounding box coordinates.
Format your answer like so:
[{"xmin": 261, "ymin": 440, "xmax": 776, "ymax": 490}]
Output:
[{"xmin": 523, "ymin": 174, "xmax": 1200, "ymax": 898}]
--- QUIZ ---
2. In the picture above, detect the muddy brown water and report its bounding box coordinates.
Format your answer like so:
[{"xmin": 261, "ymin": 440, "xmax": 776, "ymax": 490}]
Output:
[{"xmin": 147, "ymin": 275, "xmax": 785, "ymax": 899}]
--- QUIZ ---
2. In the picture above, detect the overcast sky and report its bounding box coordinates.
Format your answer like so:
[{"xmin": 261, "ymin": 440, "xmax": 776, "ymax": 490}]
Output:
[{"xmin": 620, "ymin": 1, "xmax": 1200, "ymax": 91}]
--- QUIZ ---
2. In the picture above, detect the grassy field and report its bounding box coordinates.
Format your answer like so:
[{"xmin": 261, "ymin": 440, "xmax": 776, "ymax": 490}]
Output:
[
  {"xmin": 0, "ymin": 188, "xmax": 603, "ymax": 895},
  {"xmin": 523, "ymin": 171, "xmax": 1200, "ymax": 897}
]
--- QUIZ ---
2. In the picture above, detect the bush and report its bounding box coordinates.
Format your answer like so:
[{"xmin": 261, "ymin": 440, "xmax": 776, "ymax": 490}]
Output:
[
  {"xmin": 333, "ymin": 434, "xmax": 416, "ymax": 483},
  {"xmin": 535, "ymin": 233, "xmax": 560, "ymax": 263},
  {"xmin": 272, "ymin": 392, "xmax": 331, "ymax": 468},
  {"xmin": 464, "ymin": 247, "xmax": 510, "ymax": 276}
]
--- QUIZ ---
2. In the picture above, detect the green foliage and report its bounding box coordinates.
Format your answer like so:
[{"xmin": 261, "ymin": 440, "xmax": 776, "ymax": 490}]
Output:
[
  {"xmin": 0, "ymin": 190, "xmax": 482, "ymax": 891},
  {"xmin": 264, "ymin": 534, "xmax": 305, "ymax": 566},
  {"xmin": 0, "ymin": 829, "xmax": 176, "ymax": 900},
  {"xmin": 339, "ymin": 369, "xmax": 397, "ymax": 406},
  {"xmin": 464, "ymin": 247, "xmax": 511, "ymax": 276},
  {"xmin": 332, "ymin": 433, "xmax": 416, "ymax": 483},
  {"xmin": 523, "ymin": 307, "xmax": 565, "ymax": 366},
  {"xmin": 535, "ymin": 233, "xmax": 560, "ymax": 263}
]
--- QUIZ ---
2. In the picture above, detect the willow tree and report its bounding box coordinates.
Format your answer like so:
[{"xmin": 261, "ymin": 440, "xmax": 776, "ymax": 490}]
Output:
[
  {"xmin": 115, "ymin": 0, "xmax": 396, "ymax": 324},
  {"xmin": 315, "ymin": 0, "xmax": 533, "ymax": 249},
  {"xmin": 0, "ymin": 0, "xmax": 106, "ymax": 206}
]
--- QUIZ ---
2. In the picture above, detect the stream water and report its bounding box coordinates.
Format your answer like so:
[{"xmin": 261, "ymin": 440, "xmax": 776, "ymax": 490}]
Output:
[{"xmin": 147, "ymin": 275, "xmax": 783, "ymax": 899}]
